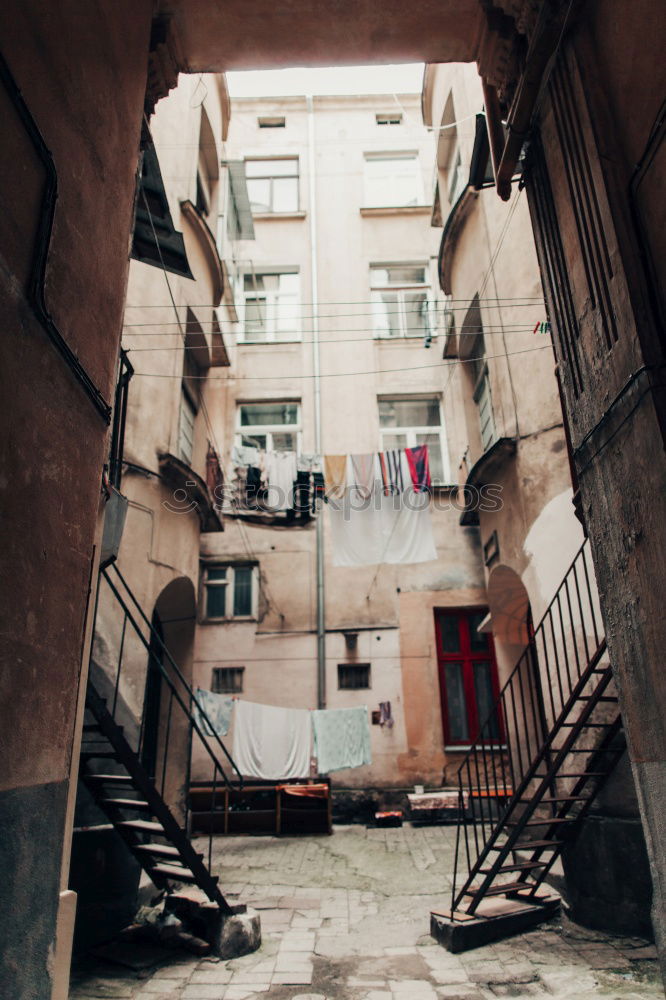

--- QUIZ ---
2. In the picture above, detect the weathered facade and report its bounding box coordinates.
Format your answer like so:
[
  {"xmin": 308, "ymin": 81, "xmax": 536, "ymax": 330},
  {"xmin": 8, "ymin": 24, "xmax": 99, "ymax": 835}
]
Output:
[
  {"xmin": 423, "ymin": 60, "xmax": 653, "ymax": 938},
  {"xmin": 1, "ymin": 1, "xmax": 665, "ymax": 995}
]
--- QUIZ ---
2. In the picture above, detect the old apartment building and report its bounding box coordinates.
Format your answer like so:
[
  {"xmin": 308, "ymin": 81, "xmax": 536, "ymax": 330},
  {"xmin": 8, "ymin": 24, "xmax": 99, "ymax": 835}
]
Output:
[{"xmin": 1, "ymin": 2, "xmax": 664, "ymax": 997}]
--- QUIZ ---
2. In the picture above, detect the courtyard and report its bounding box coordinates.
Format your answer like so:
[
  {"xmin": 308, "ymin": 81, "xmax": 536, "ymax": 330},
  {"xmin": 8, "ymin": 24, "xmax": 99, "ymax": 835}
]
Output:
[{"xmin": 69, "ymin": 824, "xmax": 661, "ymax": 1000}]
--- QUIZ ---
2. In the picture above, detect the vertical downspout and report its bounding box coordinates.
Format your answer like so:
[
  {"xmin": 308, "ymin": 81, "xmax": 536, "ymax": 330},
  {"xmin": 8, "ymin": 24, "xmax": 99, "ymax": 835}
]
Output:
[{"xmin": 307, "ymin": 95, "xmax": 326, "ymax": 709}]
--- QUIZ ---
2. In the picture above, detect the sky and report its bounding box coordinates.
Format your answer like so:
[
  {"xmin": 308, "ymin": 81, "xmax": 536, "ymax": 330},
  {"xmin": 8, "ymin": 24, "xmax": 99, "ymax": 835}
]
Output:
[{"xmin": 226, "ymin": 63, "xmax": 425, "ymax": 99}]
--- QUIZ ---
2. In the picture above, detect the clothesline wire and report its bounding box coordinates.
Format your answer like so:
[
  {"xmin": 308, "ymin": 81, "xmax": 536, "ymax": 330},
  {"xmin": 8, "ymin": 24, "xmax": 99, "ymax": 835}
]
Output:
[
  {"xmin": 129, "ymin": 343, "xmax": 552, "ymax": 381},
  {"xmin": 126, "ymin": 296, "xmax": 543, "ymax": 310},
  {"xmin": 138, "ymin": 146, "xmax": 286, "ymax": 621},
  {"xmin": 123, "ymin": 328, "xmax": 547, "ymax": 351}
]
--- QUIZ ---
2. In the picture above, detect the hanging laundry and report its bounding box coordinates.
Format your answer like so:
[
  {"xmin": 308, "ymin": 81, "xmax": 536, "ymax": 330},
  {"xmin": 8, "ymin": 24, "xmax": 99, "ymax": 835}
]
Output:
[
  {"xmin": 379, "ymin": 701, "xmax": 394, "ymax": 729},
  {"xmin": 380, "ymin": 448, "xmax": 405, "ymax": 494},
  {"xmin": 327, "ymin": 486, "xmax": 437, "ymax": 566},
  {"xmin": 297, "ymin": 453, "xmax": 323, "ymax": 473},
  {"xmin": 294, "ymin": 470, "xmax": 312, "ymax": 516},
  {"xmin": 350, "ymin": 453, "xmax": 377, "ymax": 499},
  {"xmin": 246, "ymin": 466, "xmax": 262, "ymax": 505},
  {"xmin": 312, "ymin": 706, "xmax": 372, "ymax": 774},
  {"xmin": 232, "ymin": 700, "xmax": 312, "ymax": 780},
  {"xmin": 193, "ymin": 688, "xmax": 234, "ymax": 737},
  {"xmin": 232, "ymin": 444, "xmax": 261, "ymax": 467},
  {"xmin": 312, "ymin": 471, "xmax": 325, "ymax": 512},
  {"xmin": 324, "ymin": 454, "xmax": 349, "ymax": 499},
  {"xmin": 264, "ymin": 450, "xmax": 298, "ymax": 510},
  {"xmin": 405, "ymin": 444, "xmax": 431, "ymax": 493}
]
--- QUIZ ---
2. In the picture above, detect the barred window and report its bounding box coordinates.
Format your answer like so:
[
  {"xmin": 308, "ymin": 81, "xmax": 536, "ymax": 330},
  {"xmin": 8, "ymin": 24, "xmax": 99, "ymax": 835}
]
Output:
[
  {"xmin": 338, "ymin": 663, "xmax": 371, "ymax": 690},
  {"xmin": 212, "ymin": 666, "xmax": 244, "ymax": 694}
]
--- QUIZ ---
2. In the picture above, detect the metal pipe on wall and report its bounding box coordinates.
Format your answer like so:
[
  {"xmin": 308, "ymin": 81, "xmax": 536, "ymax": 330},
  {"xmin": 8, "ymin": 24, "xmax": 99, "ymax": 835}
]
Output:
[{"xmin": 307, "ymin": 95, "xmax": 326, "ymax": 709}]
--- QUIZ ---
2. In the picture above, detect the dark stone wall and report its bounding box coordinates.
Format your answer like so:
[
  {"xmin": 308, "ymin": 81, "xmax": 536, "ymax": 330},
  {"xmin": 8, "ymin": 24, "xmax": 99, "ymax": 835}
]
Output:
[
  {"xmin": 0, "ymin": 782, "xmax": 68, "ymax": 998},
  {"xmin": 69, "ymin": 828, "xmax": 141, "ymax": 954}
]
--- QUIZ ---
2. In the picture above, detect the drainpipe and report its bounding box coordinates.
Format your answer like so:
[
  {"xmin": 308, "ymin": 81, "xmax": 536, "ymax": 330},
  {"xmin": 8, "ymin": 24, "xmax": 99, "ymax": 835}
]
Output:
[{"xmin": 307, "ymin": 95, "xmax": 326, "ymax": 709}]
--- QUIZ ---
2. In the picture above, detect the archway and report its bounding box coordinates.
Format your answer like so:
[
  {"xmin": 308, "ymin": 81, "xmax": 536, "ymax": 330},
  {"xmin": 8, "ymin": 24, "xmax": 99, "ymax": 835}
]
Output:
[{"xmin": 146, "ymin": 576, "xmax": 197, "ymax": 821}]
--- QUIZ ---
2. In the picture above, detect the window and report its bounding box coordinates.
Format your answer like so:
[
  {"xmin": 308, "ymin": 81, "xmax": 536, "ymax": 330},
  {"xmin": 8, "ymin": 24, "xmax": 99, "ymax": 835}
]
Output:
[
  {"xmin": 196, "ymin": 108, "xmax": 219, "ymax": 220},
  {"xmin": 237, "ymin": 401, "xmax": 301, "ymax": 452},
  {"xmin": 203, "ymin": 564, "xmax": 256, "ymax": 620},
  {"xmin": 376, "ymin": 113, "xmax": 402, "ymax": 125},
  {"xmin": 245, "ymin": 158, "xmax": 299, "ymax": 213},
  {"xmin": 371, "ymin": 265, "xmax": 432, "ymax": 339},
  {"xmin": 447, "ymin": 146, "xmax": 466, "ymax": 205},
  {"xmin": 378, "ymin": 397, "xmax": 449, "ymax": 485},
  {"xmin": 435, "ymin": 609, "xmax": 502, "ymax": 746},
  {"xmin": 212, "ymin": 666, "xmax": 244, "ymax": 694},
  {"xmin": 363, "ymin": 153, "xmax": 423, "ymax": 208},
  {"xmin": 258, "ymin": 116, "xmax": 286, "ymax": 128},
  {"xmin": 178, "ymin": 351, "xmax": 201, "ymax": 466},
  {"xmin": 470, "ymin": 332, "xmax": 497, "ymax": 452},
  {"xmin": 241, "ymin": 270, "xmax": 300, "ymax": 342},
  {"xmin": 338, "ymin": 664, "xmax": 371, "ymax": 690}
]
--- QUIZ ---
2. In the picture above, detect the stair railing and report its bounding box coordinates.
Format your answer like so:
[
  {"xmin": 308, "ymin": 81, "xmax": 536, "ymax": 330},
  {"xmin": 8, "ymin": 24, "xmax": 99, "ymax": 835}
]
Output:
[
  {"xmin": 90, "ymin": 562, "xmax": 243, "ymax": 871},
  {"xmin": 450, "ymin": 537, "xmax": 605, "ymax": 913}
]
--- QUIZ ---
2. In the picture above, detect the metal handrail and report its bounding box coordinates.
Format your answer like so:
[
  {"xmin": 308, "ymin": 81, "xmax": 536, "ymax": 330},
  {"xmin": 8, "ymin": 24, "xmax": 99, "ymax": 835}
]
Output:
[
  {"xmin": 450, "ymin": 537, "xmax": 605, "ymax": 912},
  {"xmin": 105, "ymin": 563, "xmax": 242, "ymax": 785}
]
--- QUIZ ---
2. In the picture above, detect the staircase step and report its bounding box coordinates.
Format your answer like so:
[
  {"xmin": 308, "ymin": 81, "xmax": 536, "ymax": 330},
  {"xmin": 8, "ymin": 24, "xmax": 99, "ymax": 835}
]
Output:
[
  {"xmin": 480, "ymin": 862, "xmax": 545, "ymax": 874},
  {"xmin": 149, "ymin": 863, "xmax": 215, "ymax": 885},
  {"xmin": 86, "ymin": 774, "xmax": 132, "ymax": 785},
  {"xmin": 102, "ymin": 797, "xmax": 152, "ymax": 811},
  {"xmin": 134, "ymin": 843, "xmax": 188, "ymax": 860},
  {"xmin": 118, "ymin": 819, "xmax": 165, "ymax": 835},
  {"xmin": 80, "ymin": 750, "xmax": 119, "ymax": 759},
  {"xmin": 559, "ymin": 722, "xmax": 611, "ymax": 728},
  {"xmin": 506, "ymin": 817, "xmax": 573, "ymax": 827},
  {"xmin": 534, "ymin": 773, "xmax": 606, "ymax": 779},
  {"xmin": 489, "ymin": 839, "xmax": 562, "ymax": 851},
  {"xmin": 82, "ymin": 723, "xmax": 101, "ymax": 731},
  {"xmin": 552, "ymin": 747, "xmax": 617, "ymax": 753},
  {"xmin": 465, "ymin": 880, "xmax": 530, "ymax": 898},
  {"xmin": 576, "ymin": 696, "xmax": 618, "ymax": 702},
  {"xmin": 519, "ymin": 796, "xmax": 588, "ymax": 804}
]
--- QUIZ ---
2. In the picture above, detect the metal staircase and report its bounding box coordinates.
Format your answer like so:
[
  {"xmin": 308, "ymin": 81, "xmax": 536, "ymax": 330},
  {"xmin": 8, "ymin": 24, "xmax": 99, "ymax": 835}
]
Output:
[
  {"xmin": 79, "ymin": 562, "xmax": 243, "ymax": 913},
  {"xmin": 435, "ymin": 539, "xmax": 625, "ymax": 949}
]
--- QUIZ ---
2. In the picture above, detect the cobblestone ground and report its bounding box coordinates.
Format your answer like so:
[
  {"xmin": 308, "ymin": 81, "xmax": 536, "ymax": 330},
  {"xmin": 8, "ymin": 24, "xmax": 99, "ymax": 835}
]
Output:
[{"xmin": 70, "ymin": 824, "xmax": 663, "ymax": 1000}]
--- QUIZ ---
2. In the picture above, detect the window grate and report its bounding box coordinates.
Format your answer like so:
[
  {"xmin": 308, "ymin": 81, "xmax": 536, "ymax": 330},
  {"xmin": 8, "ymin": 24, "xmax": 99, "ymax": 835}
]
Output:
[
  {"xmin": 338, "ymin": 663, "xmax": 371, "ymax": 690},
  {"xmin": 212, "ymin": 666, "xmax": 244, "ymax": 694}
]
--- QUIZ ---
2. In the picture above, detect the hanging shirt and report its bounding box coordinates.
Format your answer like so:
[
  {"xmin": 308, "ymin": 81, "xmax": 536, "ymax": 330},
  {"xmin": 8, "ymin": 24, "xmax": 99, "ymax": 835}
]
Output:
[
  {"xmin": 350, "ymin": 453, "xmax": 377, "ymax": 499},
  {"xmin": 193, "ymin": 688, "xmax": 234, "ymax": 737},
  {"xmin": 232, "ymin": 444, "xmax": 261, "ymax": 467},
  {"xmin": 327, "ymin": 485, "xmax": 437, "ymax": 566},
  {"xmin": 312, "ymin": 706, "xmax": 372, "ymax": 774},
  {"xmin": 264, "ymin": 451, "xmax": 298, "ymax": 510},
  {"xmin": 405, "ymin": 444, "xmax": 431, "ymax": 492},
  {"xmin": 380, "ymin": 449, "xmax": 405, "ymax": 494},
  {"xmin": 232, "ymin": 700, "xmax": 312, "ymax": 780},
  {"xmin": 324, "ymin": 454, "xmax": 349, "ymax": 499}
]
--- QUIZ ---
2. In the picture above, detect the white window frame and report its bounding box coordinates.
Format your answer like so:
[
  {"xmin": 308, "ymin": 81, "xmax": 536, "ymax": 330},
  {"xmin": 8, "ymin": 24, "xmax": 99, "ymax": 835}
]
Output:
[
  {"xmin": 378, "ymin": 395, "xmax": 451, "ymax": 485},
  {"xmin": 370, "ymin": 264, "xmax": 433, "ymax": 340},
  {"xmin": 363, "ymin": 152, "xmax": 424, "ymax": 208},
  {"xmin": 235, "ymin": 401, "xmax": 302, "ymax": 453},
  {"xmin": 244, "ymin": 157, "xmax": 299, "ymax": 214},
  {"xmin": 202, "ymin": 563, "xmax": 258, "ymax": 622},
  {"xmin": 239, "ymin": 269, "xmax": 301, "ymax": 343}
]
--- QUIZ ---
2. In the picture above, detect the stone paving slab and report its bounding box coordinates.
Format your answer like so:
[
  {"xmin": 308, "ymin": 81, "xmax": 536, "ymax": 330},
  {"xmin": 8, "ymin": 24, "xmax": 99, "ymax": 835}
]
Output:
[{"xmin": 70, "ymin": 825, "xmax": 662, "ymax": 1000}]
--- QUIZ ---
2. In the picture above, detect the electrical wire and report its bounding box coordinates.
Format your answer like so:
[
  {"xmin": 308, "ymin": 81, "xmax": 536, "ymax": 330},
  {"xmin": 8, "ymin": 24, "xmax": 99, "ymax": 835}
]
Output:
[
  {"xmin": 125, "ymin": 296, "xmax": 543, "ymax": 310},
  {"xmin": 126, "ymin": 344, "xmax": 551, "ymax": 381}
]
